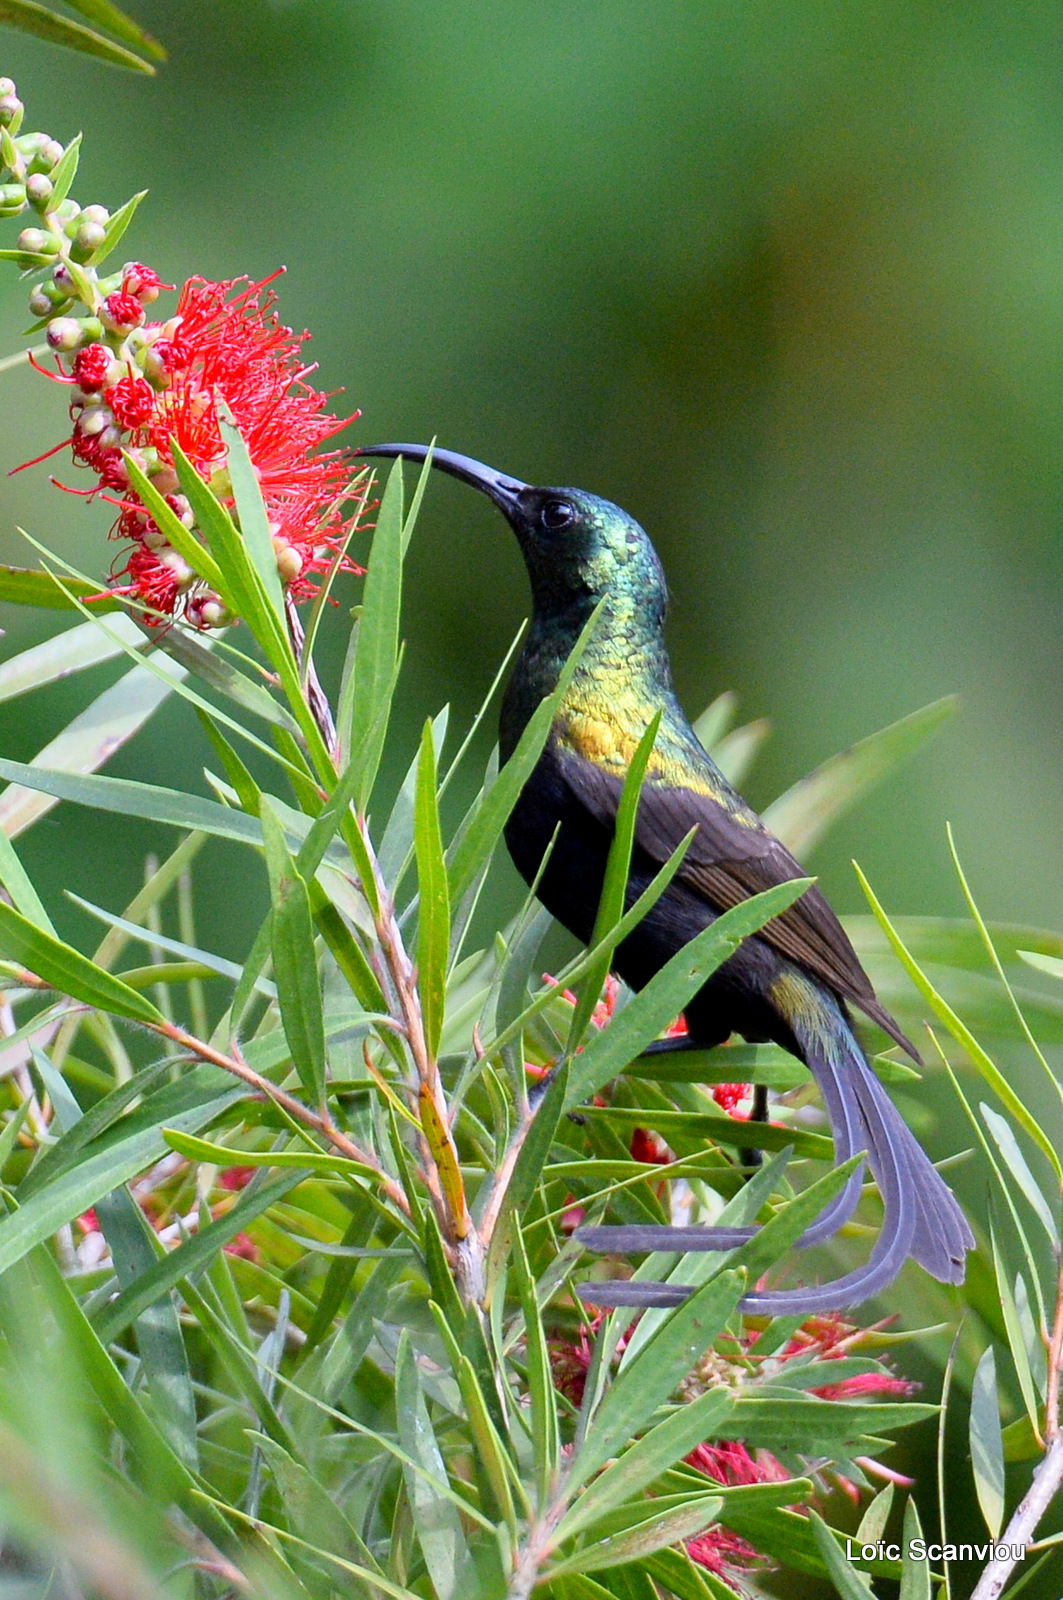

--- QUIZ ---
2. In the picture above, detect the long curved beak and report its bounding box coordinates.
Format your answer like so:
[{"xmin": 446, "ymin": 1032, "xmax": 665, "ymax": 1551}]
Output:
[{"xmin": 358, "ymin": 443, "xmax": 528, "ymax": 516}]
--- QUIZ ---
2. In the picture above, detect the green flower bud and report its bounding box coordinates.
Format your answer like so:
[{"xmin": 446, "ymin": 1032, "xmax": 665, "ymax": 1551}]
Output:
[
  {"xmin": 0, "ymin": 95, "xmax": 24, "ymax": 132},
  {"xmin": 27, "ymin": 288, "xmax": 52, "ymax": 318},
  {"xmin": 71, "ymin": 220, "xmax": 106, "ymax": 262},
  {"xmin": 80, "ymin": 204, "xmax": 109, "ymax": 227},
  {"xmin": 54, "ymin": 198, "xmax": 79, "ymax": 222},
  {"xmin": 26, "ymin": 173, "xmax": 52, "ymax": 211},
  {"xmin": 149, "ymin": 463, "xmax": 180, "ymax": 495},
  {"xmin": 78, "ymin": 316, "xmax": 104, "ymax": 344},
  {"xmin": 46, "ymin": 316, "xmax": 82, "ymax": 352},
  {"xmin": 0, "ymin": 79, "xmax": 15, "ymax": 97},
  {"xmin": 0, "ymin": 182, "xmax": 25, "ymax": 218},
  {"xmin": 143, "ymin": 345, "xmax": 173, "ymax": 390},
  {"xmin": 16, "ymin": 226, "xmax": 46, "ymax": 254},
  {"xmin": 39, "ymin": 139, "xmax": 63, "ymax": 168}
]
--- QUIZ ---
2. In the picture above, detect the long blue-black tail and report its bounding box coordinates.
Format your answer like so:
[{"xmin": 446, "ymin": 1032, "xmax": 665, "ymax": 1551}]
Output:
[{"xmin": 576, "ymin": 976, "xmax": 972, "ymax": 1313}]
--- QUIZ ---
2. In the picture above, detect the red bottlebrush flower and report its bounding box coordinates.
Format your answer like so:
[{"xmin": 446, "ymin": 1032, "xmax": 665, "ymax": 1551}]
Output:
[
  {"xmin": 224, "ymin": 1231, "xmax": 259, "ymax": 1263},
  {"xmin": 101, "ymin": 291, "xmax": 145, "ymax": 332},
  {"xmin": 31, "ymin": 269, "xmax": 366, "ymax": 627},
  {"xmin": 76, "ymin": 1209, "xmax": 100, "ymax": 1234},
  {"xmin": 73, "ymin": 343, "xmax": 112, "ymax": 393},
  {"xmin": 666, "ymin": 1013, "xmax": 689, "ymax": 1038},
  {"xmin": 122, "ymin": 263, "xmax": 173, "ymax": 302},
  {"xmin": 686, "ymin": 1526, "xmax": 764, "ymax": 1589},
  {"xmin": 107, "ymin": 372, "xmax": 154, "ymax": 428},
  {"xmin": 712, "ymin": 1082, "xmax": 752, "ymax": 1117},
  {"xmin": 630, "ymin": 1126, "xmax": 671, "ymax": 1164},
  {"xmin": 591, "ymin": 973, "xmax": 621, "ymax": 1028},
  {"xmin": 549, "ymin": 1328, "xmax": 594, "ymax": 1407},
  {"xmin": 687, "ymin": 1438, "xmax": 788, "ymax": 1489},
  {"xmin": 219, "ymin": 1165, "xmax": 255, "ymax": 1191},
  {"xmin": 811, "ymin": 1371, "xmax": 918, "ymax": 1402}
]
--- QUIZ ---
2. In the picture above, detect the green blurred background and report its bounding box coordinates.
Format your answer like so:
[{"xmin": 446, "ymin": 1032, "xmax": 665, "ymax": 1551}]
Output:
[{"xmin": 4, "ymin": 2, "xmax": 1063, "ymax": 1583}]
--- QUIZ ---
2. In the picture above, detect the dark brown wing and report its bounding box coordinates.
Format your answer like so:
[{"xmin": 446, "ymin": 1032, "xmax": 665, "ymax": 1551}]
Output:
[{"xmin": 558, "ymin": 748, "xmax": 917, "ymax": 1059}]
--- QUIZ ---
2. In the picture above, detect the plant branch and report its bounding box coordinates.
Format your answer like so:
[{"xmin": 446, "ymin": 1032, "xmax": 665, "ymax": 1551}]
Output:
[
  {"xmin": 153, "ymin": 1020, "xmax": 410, "ymax": 1217},
  {"xmin": 970, "ymin": 1435, "xmax": 1063, "ymax": 1600}
]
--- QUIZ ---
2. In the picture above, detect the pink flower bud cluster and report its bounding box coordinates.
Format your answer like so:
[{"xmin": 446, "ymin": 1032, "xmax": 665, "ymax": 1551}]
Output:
[{"xmin": 3, "ymin": 79, "xmax": 365, "ymax": 628}]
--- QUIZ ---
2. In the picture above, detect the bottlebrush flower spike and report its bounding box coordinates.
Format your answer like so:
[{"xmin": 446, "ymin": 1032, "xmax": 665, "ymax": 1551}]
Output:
[{"xmin": 23, "ymin": 265, "xmax": 365, "ymax": 628}]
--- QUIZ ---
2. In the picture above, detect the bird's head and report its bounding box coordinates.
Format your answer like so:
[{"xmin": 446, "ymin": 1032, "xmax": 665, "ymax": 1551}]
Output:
[{"xmin": 358, "ymin": 444, "xmax": 667, "ymax": 629}]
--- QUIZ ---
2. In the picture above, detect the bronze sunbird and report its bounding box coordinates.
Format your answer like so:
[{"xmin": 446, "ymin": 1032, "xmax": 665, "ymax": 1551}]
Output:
[{"xmin": 360, "ymin": 443, "xmax": 973, "ymax": 1313}]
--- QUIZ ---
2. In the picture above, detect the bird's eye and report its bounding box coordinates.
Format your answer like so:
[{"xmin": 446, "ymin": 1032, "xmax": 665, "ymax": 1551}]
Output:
[{"xmin": 540, "ymin": 499, "xmax": 575, "ymax": 531}]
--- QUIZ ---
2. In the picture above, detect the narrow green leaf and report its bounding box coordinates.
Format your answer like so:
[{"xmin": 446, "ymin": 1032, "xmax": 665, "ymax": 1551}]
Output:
[
  {"xmin": 565, "ymin": 878, "xmax": 812, "ymax": 1110},
  {"xmin": 0, "ymin": 566, "xmax": 117, "ymax": 612},
  {"xmin": 854, "ymin": 862, "xmax": 1063, "ymax": 1181},
  {"xmin": 485, "ymin": 1060, "xmax": 570, "ymax": 1295},
  {"xmin": 344, "ymin": 459, "xmax": 404, "ymax": 803},
  {"xmin": 161, "ymin": 1128, "xmax": 360, "ymax": 1178},
  {"xmin": 155, "ymin": 624, "xmax": 301, "ymax": 733},
  {"xmin": 0, "ymin": 756, "xmax": 262, "ymax": 846},
  {"xmin": 414, "ymin": 719, "xmax": 450, "ymax": 1059},
  {"xmin": 808, "ymin": 1510, "xmax": 873, "ymax": 1599},
  {"xmin": 94, "ymin": 1171, "xmax": 304, "ymax": 1342},
  {"xmin": 980, "ymin": 1102, "xmax": 1060, "ymax": 1250},
  {"xmin": 568, "ymin": 710, "xmax": 661, "ymax": 1052},
  {"xmin": 60, "ymin": 0, "xmax": 163, "ymax": 57},
  {"xmin": 0, "ymin": 1090, "xmax": 240, "ymax": 1278},
  {"xmin": 898, "ymin": 1498, "xmax": 931, "ymax": 1600},
  {"xmin": 709, "ymin": 719, "xmax": 770, "ymax": 787},
  {"xmin": 581, "ymin": 1103, "xmax": 831, "ymax": 1158},
  {"xmin": 253, "ymin": 1433, "xmax": 382, "ymax": 1593},
  {"xmin": 855, "ymin": 1483, "xmax": 894, "ymax": 1546},
  {"xmin": 764, "ymin": 698, "xmax": 958, "ymax": 861},
  {"xmin": 46, "ymin": 131, "xmax": 81, "ymax": 210},
  {"xmin": 513, "ymin": 1219, "xmax": 560, "ymax": 1504},
  {"xmin": 260, "ymin": 801, "xmax": 327, "ymax": 1106},
  {"xmin": 219, "ymin": 409, "xmax": 287, "ymax": 621},
  {"xmin": 989, "ymin": 1211, "xmax": 1041, "ymax": 1435},
  {"xmin": 691, "ymin": 691, "xmax": 737, "ymax": 751},
  {"xmin": 0, "ymin": 0, "xmax": 155, "ymax": 69},
  {"xmin": 573, "ymin": 1269, "xmax": 746, "ymax": 1491},
  {"xmin": 0, "ymin": 898, "xmax": 162, "ymax": 1022},
  {"xmin": 550, "ymin": 1498, "xmax": 724, "ymax": 1577},
  {"xmin": 556, "ymin": 1386, "xmax": 733, "ymax": 1542},
  {"xmin": 447, "ymin": 599, "xmax": 605, "ymax": 902},
  {"xmin": 68, "ymin": 890, "xmax": 276, "ymax": 997},
  {"xmin": 0, "ymin": 828, "xmax": 53, "ymax": 932},
  {"xmin": 86, "ymin": 188, "xmax": 147, "ymax": 267},
  {"xmin": 0, "ymin": 656, "xmax": 184, "ymax": 840},
  {"xmin": 122, "ymin": 453, "xmax": 228, "ymax": 597},
  {"xmin": 970, "ymin": 1345, "xmax": 1005, "ymax": 1540},
  {"xmin": 394, "ymin": 1329, "xmax": 478, "ymax": 1600},
  {"xmin": 0, "ymin": 615, "xmax": 138, "ymax": 705}
]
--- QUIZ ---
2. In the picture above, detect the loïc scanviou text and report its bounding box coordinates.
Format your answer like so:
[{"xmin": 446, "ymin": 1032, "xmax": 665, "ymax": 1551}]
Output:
[{"xmin": 846, "ymin": 1540, "xmax": 1026, "ymax": 1563}]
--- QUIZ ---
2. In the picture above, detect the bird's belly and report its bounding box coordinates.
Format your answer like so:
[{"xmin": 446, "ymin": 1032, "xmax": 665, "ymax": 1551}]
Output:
[{"xmin": 504, "ymin": 763, "xmax": 790, "ymax": 1049}]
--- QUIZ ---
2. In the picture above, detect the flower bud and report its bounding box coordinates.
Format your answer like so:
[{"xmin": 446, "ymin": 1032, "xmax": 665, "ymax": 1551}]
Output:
[
  {"xmin": 0, "ymin": 95, "xmax": 23, "ymax": 131},
  {"xmin": 71, "ymin": 220, "xmax": 106, "ymax": 262},
  {"xmin": 149, "ymin": 463, "xmax": 180, "ymax": 495},
  {"xmin": 0, "ymin": 183, "xmax": 25, "ymax": 217},
  {"xmin": 16, "ymin": 227, "xmax": 46, "ymax": 254},
  {"xmin": 55, "ymin": 198, "xmax": 79, "ymax": 221},
  {"xmin": 186, "ymin": 594, "xmax": 228, "ymax": 629},
  {"xmin": 39, "ymin": 138, "xmax": 63, "ymax": 169},
  {"xmin": 159, "ymin": 548, "xmax": 192, "ymax": 586},
  {"xmin": 97, "ymin": 424, "xmax": 124, "ymax": 451},
  {"xmin": 273, "ymin": 541, "xmax": 303, "ymax": 585},
  {"xmin": 46, "ymin": 316, "xmax": 83, "ymax": 352},
  {"xmin": 80, "ymin": 204, "xmax": 109, "ymax": 227},
  {"xmin": 122, "ymin": 262, "xmax": 172, "ymax": 303},
  {"xmin": 26, "ymin": 173, "xmax": 52, "ymax": 211},
  {"xmin": 107, "ymin": 372, "xmax": 154, "ymax": 428},
  {"xmin": 27, "ymin": 288, "xmax": 52, "ymax": 318},
  {"xmin": 142, "ymin": 526, "xmax": 169, "ymax": 552},
  {"xmin": 0, "ymin": 79, "xmax": 15, "ymax": 97},
  {"xmin": 76, "ymin": 406, "xmax": 112, "ymax": 438},
  {"xmin": 143, "ymin": 344, "xmax": 173, "ymax": 389},
  {"xmin": 73, "ymin": 342, "xmax": 113, "ymax": 393},
  {"xmin": 100, "ymin": 291, "xmax": 144, "ymax": 332}
]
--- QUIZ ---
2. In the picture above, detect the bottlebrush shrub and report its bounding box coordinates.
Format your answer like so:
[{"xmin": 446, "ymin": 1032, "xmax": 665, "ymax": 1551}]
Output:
[{"xmin": 3, "ymin": 77, "xmax": 1063, "ymax": 1600}]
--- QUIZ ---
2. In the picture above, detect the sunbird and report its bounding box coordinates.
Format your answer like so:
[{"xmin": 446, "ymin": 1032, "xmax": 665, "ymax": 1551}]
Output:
[{"xmin": 360, "ymin": 443, "xmax": 973, "ymax": 1313}]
